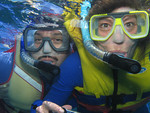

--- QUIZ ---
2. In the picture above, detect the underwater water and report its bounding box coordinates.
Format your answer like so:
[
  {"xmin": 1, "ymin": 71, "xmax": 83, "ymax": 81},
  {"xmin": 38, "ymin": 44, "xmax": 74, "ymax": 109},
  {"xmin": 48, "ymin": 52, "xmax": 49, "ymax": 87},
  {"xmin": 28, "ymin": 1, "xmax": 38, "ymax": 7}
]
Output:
[{"xmin": 0, "ymin": 0, "xmax": 64, "ymax": 51}]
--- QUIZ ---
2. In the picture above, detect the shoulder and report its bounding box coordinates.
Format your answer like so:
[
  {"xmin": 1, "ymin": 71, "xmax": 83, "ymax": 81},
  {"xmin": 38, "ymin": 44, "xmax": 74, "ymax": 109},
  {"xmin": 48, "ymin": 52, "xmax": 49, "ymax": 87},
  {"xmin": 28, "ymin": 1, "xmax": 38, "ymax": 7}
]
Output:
[
  {"xmin": 60, "ymin": 51, "xmax": 81, "ymax": 69},
  {"xmin": 59, "ymin": 51, "xmax": 83, "ymax": 86}
]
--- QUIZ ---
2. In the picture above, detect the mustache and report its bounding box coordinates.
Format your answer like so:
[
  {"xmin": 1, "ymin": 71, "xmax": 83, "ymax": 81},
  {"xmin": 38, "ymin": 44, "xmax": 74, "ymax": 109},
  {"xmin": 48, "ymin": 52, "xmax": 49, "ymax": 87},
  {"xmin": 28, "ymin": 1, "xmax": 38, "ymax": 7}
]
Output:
[{"xmin": 38, "ymin": 55, "xmax": 58, "ymax": 61}]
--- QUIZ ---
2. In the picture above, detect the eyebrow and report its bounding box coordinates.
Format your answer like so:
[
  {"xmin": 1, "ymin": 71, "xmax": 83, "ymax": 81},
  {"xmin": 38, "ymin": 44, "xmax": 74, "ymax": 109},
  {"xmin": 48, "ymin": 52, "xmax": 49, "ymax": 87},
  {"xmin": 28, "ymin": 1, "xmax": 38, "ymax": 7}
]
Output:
[
  {"xmin": 123, "ymin": 15, "xmax": 136, "ymax": 21},
  {"xmin": 99, "ymin": 17, "xmax": 114, "ymax": 23},
  {"xmin": 52, "ymin": 32, "xmax": 62, "ymax": 35},
  {"xmin": 34, "ymin": 32, "xmax": 41, "ymax": 36}
]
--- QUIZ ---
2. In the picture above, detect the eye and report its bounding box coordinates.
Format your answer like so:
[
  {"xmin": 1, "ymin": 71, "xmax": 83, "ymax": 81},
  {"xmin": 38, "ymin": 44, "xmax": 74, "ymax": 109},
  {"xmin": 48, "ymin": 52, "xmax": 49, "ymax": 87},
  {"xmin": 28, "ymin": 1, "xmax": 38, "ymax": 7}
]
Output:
[
  {"xmin": 123, "ymin": 16, "xmax": 137, "ymax": 31},
  {"xmin": 98, "ymin": 17, "xmax": 113, "ymax": 31},
  {"xmin": 53, "ymin": 38, "xmax": 63, "ymax": 43},
  {"xmin": 125, "ymin": 22, "xmax": 135, "ymax": 28},
  {"xmin": 101, "ymin": 23, "xmax": 109, "ymax": 28},
  {"xmin": 51, "ymin": 33, "xmax": 63, "ymax": 43},
  {"xmin": 35, "ymin": 38, "xmax": 42, "ymax": 44},
  {"xmin": 124, "ymin": 21, "xmax": 137, "ymax": 32},
  {"xmin": 51, "ymin": 38, "xmax": 63, "ymax": 48},
  {"xmin": 99, "ymin": 23, "xmax": 112, "ymax": 31}
]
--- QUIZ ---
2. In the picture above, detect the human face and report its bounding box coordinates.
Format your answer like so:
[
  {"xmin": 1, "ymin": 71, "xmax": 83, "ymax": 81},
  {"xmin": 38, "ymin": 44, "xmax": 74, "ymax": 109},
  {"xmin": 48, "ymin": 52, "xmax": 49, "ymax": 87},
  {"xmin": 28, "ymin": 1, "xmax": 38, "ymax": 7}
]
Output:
[
  {"xmin": 95, "ymin": 7, "xmax": 138, "ymax": 58},
  {"xmin": 30, "ymin": 30, "xmax": 69, "ymax": 66}
]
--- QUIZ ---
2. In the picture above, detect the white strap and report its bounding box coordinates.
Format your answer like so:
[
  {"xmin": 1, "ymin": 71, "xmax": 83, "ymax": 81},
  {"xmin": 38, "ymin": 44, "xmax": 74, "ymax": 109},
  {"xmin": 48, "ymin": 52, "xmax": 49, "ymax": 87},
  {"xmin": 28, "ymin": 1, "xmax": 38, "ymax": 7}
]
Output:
[{"xmin": 14, "ymin": 65, "xmax": 42, "ymax": 92}]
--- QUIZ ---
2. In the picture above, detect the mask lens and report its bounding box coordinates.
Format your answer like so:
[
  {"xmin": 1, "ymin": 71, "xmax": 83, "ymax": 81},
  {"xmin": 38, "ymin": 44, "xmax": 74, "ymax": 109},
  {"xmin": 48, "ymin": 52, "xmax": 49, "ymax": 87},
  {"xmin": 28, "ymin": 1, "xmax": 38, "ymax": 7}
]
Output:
[
  {"xmin": 122, "ymin": 14, "xmax": 138, "ymax": 34},
  {"xmin": 24, "ymin": 28, "xmax": 70, "ymax": 52},
  {"xmin": 122, "ymin": 12, "xmax": 148, "ymax": 39},
  {"xmin": 90, "ymin": 15, "xmax": 115, "ymax": 41},
  {"xmin": 26, "ymin": 30, "xmax": 37, "ymax": 49},
  {"xmin": 96, "ymin": 17, "xmax": 114, "ymax": 37},
  {"xmin": 49, "ymin": 30, "xmax": 63, "ymax": 49}
]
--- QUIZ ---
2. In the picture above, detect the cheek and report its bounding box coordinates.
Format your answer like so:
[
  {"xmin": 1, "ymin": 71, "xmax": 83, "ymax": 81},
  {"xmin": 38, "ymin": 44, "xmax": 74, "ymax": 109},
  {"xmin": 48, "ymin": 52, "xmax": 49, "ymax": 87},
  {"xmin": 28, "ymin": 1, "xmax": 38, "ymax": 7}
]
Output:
[
  {"xmin": 126, "ymin": 40, "xmax": 138, "ymax": 57},
  {"xmin": 96, "ymin": 43, "xmax": 104, "ymax": 49},
  {"xmin": 129, "ymin": 26, "xmax": 138, "ymax": 34},
  {"xmin": 56, "ymin": 54, "xmax": 68, "ymax": 66},
  {"xmin": 30, "ymin": 51, "xmax": 41, "ymax": 60},
  {"xmin": 30, "ymin": 54, "xmax": 38, "ymax": 60},
  {"xmin": 94, "ymin": 41, "xmax": 110, "ymax": 51},
  {"xmin": 35, "ymin": 43, "xmax": 40, "ymax": 48},
  {"xmin": 98, "ymin": 29, "xmax": 110, "ymax": 37},
  {"xmin": 126, "ymin": 39, "xmax": 138, "ymax": 47}
]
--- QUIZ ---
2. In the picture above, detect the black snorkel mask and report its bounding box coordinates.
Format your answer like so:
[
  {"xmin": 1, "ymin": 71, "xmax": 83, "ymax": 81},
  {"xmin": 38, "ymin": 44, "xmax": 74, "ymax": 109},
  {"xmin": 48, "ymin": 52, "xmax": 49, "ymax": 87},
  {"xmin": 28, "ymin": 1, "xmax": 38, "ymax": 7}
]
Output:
[{"xmin": 23, "ymin": 26, "xmax": 70, "ymax": 53}]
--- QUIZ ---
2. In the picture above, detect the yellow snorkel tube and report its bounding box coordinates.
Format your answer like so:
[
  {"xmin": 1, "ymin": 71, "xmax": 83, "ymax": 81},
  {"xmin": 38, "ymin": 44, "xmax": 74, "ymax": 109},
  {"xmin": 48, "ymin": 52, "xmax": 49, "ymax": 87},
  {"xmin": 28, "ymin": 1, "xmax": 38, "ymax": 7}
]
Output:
[{"xmin": 80, "ymin": 1, "xmax": 141, "ymax": 74}]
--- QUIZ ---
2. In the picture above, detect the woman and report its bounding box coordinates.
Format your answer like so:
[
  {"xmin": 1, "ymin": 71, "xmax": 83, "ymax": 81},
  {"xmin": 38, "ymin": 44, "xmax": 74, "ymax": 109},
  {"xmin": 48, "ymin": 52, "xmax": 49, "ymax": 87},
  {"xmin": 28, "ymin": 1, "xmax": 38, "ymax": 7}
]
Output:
[{"xmin": 32, "ymin": 0, "xmax": 150, "ymax": 113}]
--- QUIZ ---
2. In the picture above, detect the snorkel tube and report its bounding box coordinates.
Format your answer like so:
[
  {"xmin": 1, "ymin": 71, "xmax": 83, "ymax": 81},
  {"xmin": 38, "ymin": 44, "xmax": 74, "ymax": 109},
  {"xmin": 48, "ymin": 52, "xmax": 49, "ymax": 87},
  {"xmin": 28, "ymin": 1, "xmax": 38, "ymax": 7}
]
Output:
[{"xmin": 80, "ymin": 1, "xmax": 141, "ymax": 74}]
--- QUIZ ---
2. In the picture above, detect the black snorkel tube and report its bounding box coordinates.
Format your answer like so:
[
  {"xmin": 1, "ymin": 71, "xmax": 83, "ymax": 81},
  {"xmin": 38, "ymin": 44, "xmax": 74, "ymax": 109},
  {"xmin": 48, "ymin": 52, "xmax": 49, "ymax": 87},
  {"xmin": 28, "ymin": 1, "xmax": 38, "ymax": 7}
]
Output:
[{"xmin": 80, "ymin": 1, "xmax": 141, "ymax": 74}]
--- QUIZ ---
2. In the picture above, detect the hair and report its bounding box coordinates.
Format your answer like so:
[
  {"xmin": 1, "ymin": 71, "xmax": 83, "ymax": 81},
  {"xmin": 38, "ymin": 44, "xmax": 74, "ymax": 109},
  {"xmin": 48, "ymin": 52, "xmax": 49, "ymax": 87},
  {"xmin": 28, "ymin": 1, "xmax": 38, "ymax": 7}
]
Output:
[
  {"xmin": 87, "ymin": 0, "xmax": 150, "ymax": 61},
  {"xmin": 87, "ymin": 0, "xmax": 142, "ymax": 19}
]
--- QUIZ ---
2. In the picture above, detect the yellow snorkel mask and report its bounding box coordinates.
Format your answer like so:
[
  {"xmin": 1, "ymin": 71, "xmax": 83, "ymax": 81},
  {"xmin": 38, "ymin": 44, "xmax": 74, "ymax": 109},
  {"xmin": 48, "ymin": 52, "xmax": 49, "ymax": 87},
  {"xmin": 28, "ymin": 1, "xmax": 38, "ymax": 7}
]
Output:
[{"xmin": 90, "ymin": 11, "xmax": 149, "ymax": 41}]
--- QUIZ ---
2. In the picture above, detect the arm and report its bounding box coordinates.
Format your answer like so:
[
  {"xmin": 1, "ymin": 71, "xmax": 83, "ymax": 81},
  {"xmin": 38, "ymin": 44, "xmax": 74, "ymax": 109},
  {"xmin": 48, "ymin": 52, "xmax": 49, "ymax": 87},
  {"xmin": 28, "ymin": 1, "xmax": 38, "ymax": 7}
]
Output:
[{"xmin": 31, "ymin": 51, "xmax": 83, "ymax": 113}]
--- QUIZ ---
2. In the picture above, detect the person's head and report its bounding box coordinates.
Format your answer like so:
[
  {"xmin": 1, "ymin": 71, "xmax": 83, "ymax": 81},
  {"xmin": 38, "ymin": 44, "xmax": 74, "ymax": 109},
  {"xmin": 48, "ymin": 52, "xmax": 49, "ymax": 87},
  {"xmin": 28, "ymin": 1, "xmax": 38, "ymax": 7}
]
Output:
[
  {"xmin": 87, "ymin": 0, "xmax": 149, "ymax": 59},
  {"xmin": 23, "ymin": 16, "xmax": 71, "ymax": 67}
]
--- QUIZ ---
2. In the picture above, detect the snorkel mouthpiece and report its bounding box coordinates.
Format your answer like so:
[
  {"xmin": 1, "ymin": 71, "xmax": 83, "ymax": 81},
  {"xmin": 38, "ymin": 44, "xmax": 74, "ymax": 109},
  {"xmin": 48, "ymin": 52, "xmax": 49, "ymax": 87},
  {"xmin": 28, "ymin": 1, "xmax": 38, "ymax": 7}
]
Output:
[
  {"xmin": 103, "ymin": 53, "xmax": 141, "ymax": 74},
  {"xmin": 81, "ymin": 1, "xmax": 141, "ymax": 74},
  {"xmin": 34, "ymin": 61, "xmax": 60, "ymax": 75}
]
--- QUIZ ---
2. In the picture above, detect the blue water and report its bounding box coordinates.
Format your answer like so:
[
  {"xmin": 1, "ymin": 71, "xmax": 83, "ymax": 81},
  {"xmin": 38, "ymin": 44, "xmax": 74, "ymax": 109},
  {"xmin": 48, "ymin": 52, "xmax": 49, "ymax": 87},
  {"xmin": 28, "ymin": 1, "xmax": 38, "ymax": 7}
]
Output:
[{"xmin": 0, "ymin": 0, "xmax": 64, "ymax": 51}]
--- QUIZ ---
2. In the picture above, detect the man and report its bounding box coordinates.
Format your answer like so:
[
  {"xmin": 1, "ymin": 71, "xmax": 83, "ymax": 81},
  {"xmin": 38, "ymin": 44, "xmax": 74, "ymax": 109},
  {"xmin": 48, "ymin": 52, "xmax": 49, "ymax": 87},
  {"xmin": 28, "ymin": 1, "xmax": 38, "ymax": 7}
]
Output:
[{"xmin": 0, "ymin": 7, "xmax": 71, "ymax": 113}]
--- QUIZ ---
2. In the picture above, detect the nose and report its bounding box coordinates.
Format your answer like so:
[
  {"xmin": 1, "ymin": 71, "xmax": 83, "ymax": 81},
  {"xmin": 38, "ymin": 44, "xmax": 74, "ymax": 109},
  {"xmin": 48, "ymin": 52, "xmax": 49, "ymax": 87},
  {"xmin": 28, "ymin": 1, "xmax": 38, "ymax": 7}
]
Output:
[
  {"xmin": 112, "ymin": 26, "xmax": 125, "ymax": 44},
  {"xmin": 43, "ymin": 41, "xmax": 52, "ymax": 53}
]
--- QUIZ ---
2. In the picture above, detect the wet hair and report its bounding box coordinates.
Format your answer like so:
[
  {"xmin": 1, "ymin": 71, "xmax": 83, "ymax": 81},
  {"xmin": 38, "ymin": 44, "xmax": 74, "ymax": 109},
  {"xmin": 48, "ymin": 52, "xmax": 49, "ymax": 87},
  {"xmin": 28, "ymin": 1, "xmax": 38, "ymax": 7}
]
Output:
[{"xmin": 31, "ymin": 14, "xmax": 64, "ymax": 28}]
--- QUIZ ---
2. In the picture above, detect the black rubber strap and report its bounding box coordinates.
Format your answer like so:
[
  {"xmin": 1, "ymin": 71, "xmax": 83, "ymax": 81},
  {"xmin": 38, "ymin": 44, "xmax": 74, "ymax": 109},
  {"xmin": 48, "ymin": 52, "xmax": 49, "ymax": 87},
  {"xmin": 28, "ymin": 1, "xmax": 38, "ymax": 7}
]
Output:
[{"xmin": 111, "ymin": 69, "xmax": 118, "ymax": 111}]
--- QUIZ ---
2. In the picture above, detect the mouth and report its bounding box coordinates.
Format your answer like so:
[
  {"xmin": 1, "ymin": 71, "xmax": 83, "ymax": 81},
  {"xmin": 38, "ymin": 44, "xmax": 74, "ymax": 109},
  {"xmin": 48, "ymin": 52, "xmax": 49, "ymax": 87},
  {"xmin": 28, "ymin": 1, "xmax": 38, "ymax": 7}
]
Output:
[{"xmin": 38, "ymin": 56, "xmax": 58, "ymax": 65}]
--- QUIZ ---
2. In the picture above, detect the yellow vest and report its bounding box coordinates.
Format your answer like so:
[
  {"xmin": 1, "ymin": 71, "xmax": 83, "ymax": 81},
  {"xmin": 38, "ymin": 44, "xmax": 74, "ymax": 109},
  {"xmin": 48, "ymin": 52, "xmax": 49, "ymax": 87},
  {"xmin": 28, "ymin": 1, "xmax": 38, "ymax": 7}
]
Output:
[
  {"xmin": 63, "ymin": 0, "xmax": 150, "ymax": 109},
  {"xmin": 73, "ymin": 38, "xmax": 150, "ymax": 109}
]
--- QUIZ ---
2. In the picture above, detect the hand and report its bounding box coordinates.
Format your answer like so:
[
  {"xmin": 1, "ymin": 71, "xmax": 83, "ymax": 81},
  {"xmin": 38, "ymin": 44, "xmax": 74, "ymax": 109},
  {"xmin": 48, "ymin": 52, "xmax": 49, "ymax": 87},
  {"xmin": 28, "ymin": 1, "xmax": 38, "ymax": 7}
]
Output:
[{"xmin": 36, "ymin": 101, "xmax": 72, "ymax": 113}]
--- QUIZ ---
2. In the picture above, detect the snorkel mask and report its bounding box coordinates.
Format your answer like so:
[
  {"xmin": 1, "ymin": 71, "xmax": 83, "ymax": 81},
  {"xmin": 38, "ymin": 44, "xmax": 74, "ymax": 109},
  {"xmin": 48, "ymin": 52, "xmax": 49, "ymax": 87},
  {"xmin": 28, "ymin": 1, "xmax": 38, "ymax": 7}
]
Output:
[
  {"xmin": 90, "ymin": 11, "xmax": 149, "ymax": 41},
  {"xmin": 23, "ymin": 25, "xmax": 70, "ymax": 53},
  {"xmin": 80, "ymin": 1, "xmax": 149, "ymax": 73}
]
